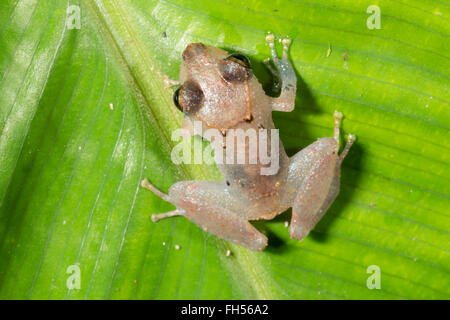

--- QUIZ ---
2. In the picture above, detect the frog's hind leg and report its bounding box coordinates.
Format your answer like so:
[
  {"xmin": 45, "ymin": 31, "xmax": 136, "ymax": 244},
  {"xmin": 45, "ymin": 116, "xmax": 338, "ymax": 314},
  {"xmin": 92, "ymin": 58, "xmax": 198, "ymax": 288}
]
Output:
[
  {"xmin": 288, "ymin": 139, "xmax": 338, "ymax": 241},
  {"xmin": 287, "ymin": 112, "xmax": 355, "ymax": 241},
  {"xmin": 141, "ymin": 179, "xmax": 267, "ymax": 251}
]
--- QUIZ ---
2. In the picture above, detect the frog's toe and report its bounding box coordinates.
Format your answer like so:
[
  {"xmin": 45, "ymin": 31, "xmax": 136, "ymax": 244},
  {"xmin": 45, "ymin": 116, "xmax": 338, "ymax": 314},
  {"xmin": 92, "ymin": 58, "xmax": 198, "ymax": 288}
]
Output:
[
  {"xmin": 151, "ymin": 209, "xmax": 185, "ymax": 222},
  {"xmin": 265, "ymin": 34, "xmax": 278, "ymax": 60},
  {"xmin": 282, "ymin": 38, "xmax": 291, "ymax": 60}
]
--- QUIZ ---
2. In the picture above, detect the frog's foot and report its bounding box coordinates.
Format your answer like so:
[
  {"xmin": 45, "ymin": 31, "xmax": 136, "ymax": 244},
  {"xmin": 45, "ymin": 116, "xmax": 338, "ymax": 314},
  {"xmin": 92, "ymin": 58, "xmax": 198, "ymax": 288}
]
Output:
[
  {"xmin": 339, "ymin": 133, "xmax": 356, "ymax": 165},
  {"xmin": 264, "ymin": 34, "xmax": 297, "ymax": 112},
  {"xmin": 333, "ymin": 110, "xmax": 343, "ymax": 143},
  {"xmin": 331, "ymin": 111, "xmax": 356, "ymax": 164},
  {"xmin": 151, "ymin": 209, "xmax": 185, "ymax": 222},
  {"xmin": 141, "ymin": 178, "xmax": 172, "ymax": 203},
  {"xmin": 141, "ymin": 178, "xmax": 185, "ymax": 221}
]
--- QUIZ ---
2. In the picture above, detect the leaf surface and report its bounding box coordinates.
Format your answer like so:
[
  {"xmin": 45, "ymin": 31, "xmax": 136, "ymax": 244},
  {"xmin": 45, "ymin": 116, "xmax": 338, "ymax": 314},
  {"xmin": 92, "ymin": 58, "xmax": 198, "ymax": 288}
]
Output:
[{"xmin": 0, "ymin": 0, "xmax": 448, "ymax": 299}]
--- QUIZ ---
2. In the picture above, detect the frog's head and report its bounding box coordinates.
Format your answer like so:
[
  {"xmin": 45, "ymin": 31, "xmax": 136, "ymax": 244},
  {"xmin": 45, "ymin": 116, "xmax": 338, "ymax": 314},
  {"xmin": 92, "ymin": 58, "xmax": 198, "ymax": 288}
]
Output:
[{"xmin": 174, "ymin": 43, "xmax": 255, "ymax": 132}]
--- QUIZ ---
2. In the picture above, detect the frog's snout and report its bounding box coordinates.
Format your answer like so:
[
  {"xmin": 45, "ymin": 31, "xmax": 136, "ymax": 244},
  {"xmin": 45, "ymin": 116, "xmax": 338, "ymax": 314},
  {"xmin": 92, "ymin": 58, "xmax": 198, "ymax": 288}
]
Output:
[{"xmin": 182, "ymin": 43, "xmax": 206, "ymax": 61}]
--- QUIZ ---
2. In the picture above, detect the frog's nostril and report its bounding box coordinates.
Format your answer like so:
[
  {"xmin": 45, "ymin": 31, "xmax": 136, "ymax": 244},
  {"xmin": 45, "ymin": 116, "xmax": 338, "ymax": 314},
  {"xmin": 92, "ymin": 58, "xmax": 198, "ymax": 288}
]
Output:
[{"xmin": 182, "ymin": 43, "xmax": 206, "ymax": 60}]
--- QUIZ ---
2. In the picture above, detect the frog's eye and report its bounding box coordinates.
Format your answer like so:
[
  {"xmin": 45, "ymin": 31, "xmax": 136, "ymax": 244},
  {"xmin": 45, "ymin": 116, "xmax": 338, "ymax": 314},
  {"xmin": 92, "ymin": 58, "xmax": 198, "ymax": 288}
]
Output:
[
  {"xmin": 221, "ymin": 54, "xmax": 252, "ymax": 82},
  {"xmin": 174, "ymin": 81, "xmax": 204, "ymax": 113},
  {"xmin": 173, "ymin": 87, "xmax": 182, "ymax": 111},
  {"xmin": 226, "ymin": 53, "xmax": 251, "ymax": 68}
]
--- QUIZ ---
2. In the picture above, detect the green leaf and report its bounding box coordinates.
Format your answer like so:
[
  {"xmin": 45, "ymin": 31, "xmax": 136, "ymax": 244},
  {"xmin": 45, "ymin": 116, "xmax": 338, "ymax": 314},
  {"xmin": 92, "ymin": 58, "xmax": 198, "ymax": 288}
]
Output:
[{"xmin": 0, "ymin": 0, "xmax": 448, "ymax": 299}]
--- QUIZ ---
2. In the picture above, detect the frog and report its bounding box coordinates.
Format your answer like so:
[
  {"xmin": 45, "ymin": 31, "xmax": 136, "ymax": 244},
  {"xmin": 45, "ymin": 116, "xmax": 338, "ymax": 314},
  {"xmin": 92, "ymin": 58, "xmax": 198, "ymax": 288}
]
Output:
[{"xmin": 141, "ymin": 34, "xmax": 355, "ymax": 251}]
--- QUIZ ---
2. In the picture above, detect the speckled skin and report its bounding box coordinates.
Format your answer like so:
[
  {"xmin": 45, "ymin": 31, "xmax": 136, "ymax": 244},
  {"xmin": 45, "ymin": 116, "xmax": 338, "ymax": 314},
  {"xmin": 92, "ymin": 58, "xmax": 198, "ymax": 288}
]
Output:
[{"xmin": 141, "ymin": 35, "xmax": 355, "ymax": 251}]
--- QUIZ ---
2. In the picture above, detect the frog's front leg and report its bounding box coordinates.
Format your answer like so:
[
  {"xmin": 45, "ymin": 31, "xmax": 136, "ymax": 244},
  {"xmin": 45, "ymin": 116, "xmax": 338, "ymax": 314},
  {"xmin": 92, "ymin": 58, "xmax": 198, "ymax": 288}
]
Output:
[
  {"xmin": 141, "ymin": 179, "xmax": 268, "ymax": 251},
  {"xmin": 264, "ymin": 34, "xmax": 297, "ymax": 112},
  {"xmin": 286, "ymin": 112, "xmax": 355, "ymax": 241}
]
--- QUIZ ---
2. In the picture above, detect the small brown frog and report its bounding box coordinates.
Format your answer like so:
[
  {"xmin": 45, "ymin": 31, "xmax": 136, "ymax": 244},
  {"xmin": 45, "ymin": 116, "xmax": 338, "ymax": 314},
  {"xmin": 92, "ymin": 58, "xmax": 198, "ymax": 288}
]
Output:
[{"xmin": 142, "ymin": 35, "xmax": 355, "ymax": 251}]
